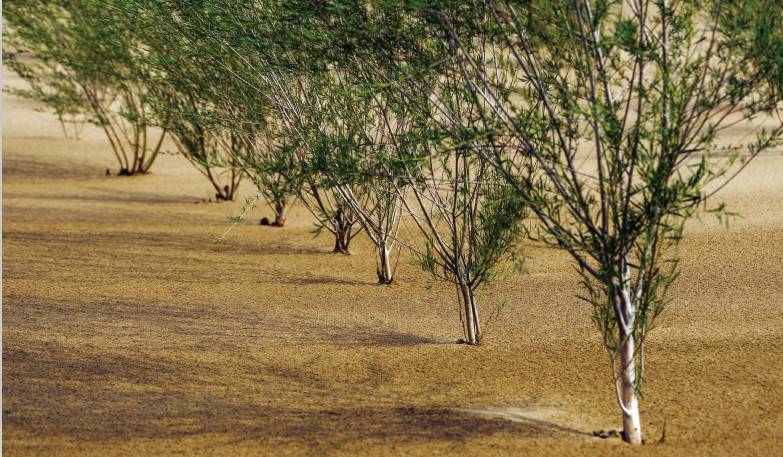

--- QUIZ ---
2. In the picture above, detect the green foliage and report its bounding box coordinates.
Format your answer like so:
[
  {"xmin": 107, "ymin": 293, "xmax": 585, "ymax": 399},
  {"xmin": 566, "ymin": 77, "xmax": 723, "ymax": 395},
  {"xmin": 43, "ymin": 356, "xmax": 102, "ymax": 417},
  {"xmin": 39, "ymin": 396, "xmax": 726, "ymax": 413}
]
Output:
[
  {"xmin": 421, "ymin": 0, "xmax": 783, "ymax": 398},
  {"xmin": 4, "ymin": 0, "xmax": 168, "ymax": 174}
]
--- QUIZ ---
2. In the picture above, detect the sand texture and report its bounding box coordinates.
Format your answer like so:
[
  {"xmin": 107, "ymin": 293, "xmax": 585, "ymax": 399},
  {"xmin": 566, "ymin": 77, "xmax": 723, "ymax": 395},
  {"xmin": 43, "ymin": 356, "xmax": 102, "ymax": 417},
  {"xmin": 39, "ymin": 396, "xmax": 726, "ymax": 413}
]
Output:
[{"xmin": 4, "ymin": 66, "xmax": 783, "ymax": 456}]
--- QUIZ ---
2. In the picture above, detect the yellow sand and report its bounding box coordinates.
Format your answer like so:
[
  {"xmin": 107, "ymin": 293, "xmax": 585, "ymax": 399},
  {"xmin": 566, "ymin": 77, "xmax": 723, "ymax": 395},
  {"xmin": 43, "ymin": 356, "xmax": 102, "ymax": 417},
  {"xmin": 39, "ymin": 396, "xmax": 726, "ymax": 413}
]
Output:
[{"xmin": 4, "ymin": 66, "xmax": 783, "ymax": 456}]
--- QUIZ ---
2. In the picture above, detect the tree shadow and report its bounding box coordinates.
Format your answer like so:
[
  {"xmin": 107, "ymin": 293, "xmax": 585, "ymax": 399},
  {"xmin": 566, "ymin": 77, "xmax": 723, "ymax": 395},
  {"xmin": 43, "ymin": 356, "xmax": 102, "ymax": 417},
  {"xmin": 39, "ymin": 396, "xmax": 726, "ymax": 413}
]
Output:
[
  {"xmin": 3, "ymin": 297, "xmax": 447, "ymax": 352},
  {"xmin": 221, "ymin": 243, "xmax": 329, "ymax": 257},
  {"xmin": 453, "ymin": 407, "xmax": 593, "ymax": 437},
  {"xmin": 328, "ymin": 326, "xmax": 447, "ymax": 347},
  {"xmin": 280, "ymin": 273, "xmax": 372, "ymax": 287},
  {"xmin": 2, "ymin": 151, "xmax": 96, "ymax": 180},
  {"xmin": 208, "ymin": 406, "xmax": 556, "ymax": 453},
  {"xmin": 2, "ymin": 288, "xmax": 569, "ymax": 456},
  {"xmin": 3, "ymin": 342, "xmax": 556, "ymax": 454},
  {"xmin": 8, "ymin": 188, "xmax": 199, "ymax": 205}
]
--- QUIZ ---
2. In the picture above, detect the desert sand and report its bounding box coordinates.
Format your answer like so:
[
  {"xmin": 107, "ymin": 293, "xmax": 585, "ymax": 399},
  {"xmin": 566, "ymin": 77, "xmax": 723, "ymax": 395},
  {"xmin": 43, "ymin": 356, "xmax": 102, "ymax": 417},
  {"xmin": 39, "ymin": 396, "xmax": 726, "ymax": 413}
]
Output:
[{"xmin": 3, "ymin": 66, "xmax": 783, "ymax": 456}]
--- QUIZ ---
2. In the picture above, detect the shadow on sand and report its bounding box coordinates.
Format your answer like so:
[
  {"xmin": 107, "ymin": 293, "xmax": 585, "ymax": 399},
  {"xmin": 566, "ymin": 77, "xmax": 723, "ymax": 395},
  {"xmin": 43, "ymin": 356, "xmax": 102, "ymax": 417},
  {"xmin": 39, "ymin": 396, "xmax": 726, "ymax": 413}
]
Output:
[{"xmin": 4, "ymin": 334, "xmax": 553, "ymax": 454}]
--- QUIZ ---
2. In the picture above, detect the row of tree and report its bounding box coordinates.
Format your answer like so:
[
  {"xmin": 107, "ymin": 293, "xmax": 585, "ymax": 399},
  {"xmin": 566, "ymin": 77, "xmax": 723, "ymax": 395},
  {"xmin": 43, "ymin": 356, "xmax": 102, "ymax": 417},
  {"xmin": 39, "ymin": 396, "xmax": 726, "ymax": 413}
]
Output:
[{"xmin": 5, "ymin": 0, "xmax": 782, "ymax": 445}]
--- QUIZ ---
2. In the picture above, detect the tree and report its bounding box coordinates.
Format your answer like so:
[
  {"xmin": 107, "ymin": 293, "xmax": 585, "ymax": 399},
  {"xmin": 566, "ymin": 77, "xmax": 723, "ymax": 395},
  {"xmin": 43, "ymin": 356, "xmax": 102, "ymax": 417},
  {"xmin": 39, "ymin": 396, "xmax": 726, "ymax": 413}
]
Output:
[
  {"xmin": 394, "ymin": 142, "xmax": 526, "ymax": 345},
  {"xmin": 154, "ymin": 94, "xmax": 245, "ymax": 201},
  {"xmin": 298, "ymin": 0, "xmax": 528, "ymax": 339},
  {"xmin": 134, "ymin": 0, "xmax": 363, "ymax": 249},
  {"xmin": 124, "ymin": 0, "xmax": 304, "ymax": 214},
  {"xmin": 306, "ymin": 88, "xmax": 405, "ymax": 281},
  {"xmin": 430, "ymin": 0, "xmax": 783, "ymax": 443},
  {"xmin": 278, "ymin": 8, "xmax": 408, "ymax": 280},
  {"xmin": 4, "ymin": 0, "xmax": 167, "ymax": 175},
  {"xmin": 133, "ymin": 29, "xmax": 247, "ymax": 201},
  {"xmin": 235, "ymin": 124, "xmax": 301, "ymax": 226}
]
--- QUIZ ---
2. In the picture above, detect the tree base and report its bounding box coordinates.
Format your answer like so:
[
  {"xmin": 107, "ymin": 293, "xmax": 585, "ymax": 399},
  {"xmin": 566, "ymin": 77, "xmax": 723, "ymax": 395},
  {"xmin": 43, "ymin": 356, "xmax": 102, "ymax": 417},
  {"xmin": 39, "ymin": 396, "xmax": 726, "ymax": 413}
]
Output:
[
  {"xmin": 116, "ymin": 168, "xmax": 151, "ymax": 176},
  {"xmin": 455, "ymin": 338, "xmax": 479, "ymax": 346},
  {"xmin": 259, "ymin": 217, "xmax": 286, "ymax": 227}
]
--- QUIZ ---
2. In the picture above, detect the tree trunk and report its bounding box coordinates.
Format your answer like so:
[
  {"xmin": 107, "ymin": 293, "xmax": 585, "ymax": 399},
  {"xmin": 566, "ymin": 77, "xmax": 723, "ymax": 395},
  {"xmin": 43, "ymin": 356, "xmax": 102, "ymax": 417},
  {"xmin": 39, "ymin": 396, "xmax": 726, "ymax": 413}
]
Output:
[
  {"xmin": 214, "ymin": 185, "xmax": 233, "ymax": 201},
  {"xmin": 377, "ymin": 241, "xmax": 393, "ymax": 284},
  {"xmin": 332, "ymin": 232, "xmax": 350, "ymax": 254},
  {"xmin": 225, "ymin": 184, "xmax": 237, "ymax": 201},
  {"xmin": 126, "ymin": 157, "xmax": 151, "ymax": 175},
  {"xmin": 273, "ymin": 200, "xmax": 287, "ymax": 227},
  {"xmin": 458, "ymin": 281, "xmax": 480, "ymax": 345},
  {"xmin": 116, "ymin": 163, "xmax": 149, "ymax": 176},
  {"xmin": 331, "ymin": 209, "xmax": 352, "ymax": 255},
  {"xmin": 619, "ymin": 327, "xmax": 642, "ymax": 444},
  {"xmin": 617, "ymin": 268, "xmax": 642, "ymax": 445}
]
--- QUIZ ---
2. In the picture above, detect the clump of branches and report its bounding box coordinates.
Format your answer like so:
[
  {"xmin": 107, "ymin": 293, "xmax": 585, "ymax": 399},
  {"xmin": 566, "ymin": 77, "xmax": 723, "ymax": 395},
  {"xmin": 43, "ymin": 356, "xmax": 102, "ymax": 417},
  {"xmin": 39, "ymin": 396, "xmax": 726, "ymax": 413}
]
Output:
[
  {"xmin": 4, "ymin": 0, "xmax": 167, "ymax": 175},
  {"xmin": 236, "ymin": 126, "xmax": 301, "ymax": 226},
  {"xmin": 306, "ymin": 85, "xmax": 406, "ymax": 282},
  {"xmin": 396, "ymin": 143, "xmax": 526, "ymax": 345},
  {"xmin": 295, "ymin": 1, "xmax": 529, "ymax": 338},
  {"xmin": 4, "ymin": 51, "xmax": 87, "ymax": 139},
  {"xmin": 398, "ymin": 82, "xmax": 528, "ymax": 345},
  {"xmin": 134, "ymin": 31, "xmax": 247, "ymax": 200},
  {"xmin": 158, "ymin": 98, "xmax": 244, "ymax": 202},
  {"xmin": 271, "ymin": 10, "xmax": 408, "ymax": 279},
  {"xmin": 133, "ymin": 0, "xmax": 362, "ymax": 248}
]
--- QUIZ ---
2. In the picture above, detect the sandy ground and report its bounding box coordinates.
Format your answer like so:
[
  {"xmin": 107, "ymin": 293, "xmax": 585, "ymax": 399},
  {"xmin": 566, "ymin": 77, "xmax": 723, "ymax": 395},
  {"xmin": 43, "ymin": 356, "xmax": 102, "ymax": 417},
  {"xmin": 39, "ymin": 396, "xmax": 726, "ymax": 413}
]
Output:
[{"xmin": 3, "ymin": 66, "xmax": 783, "ymax": 456}]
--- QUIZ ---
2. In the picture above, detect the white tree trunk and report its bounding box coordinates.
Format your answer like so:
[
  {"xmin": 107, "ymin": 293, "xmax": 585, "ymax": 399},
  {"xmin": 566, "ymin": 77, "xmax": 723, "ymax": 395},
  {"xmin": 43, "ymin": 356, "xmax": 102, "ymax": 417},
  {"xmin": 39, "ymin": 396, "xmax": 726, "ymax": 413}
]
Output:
[
  {"xmin": 377, "ymin": 241, "xmax": 393, "ymax": 284},
  {"xmin": 459, "ymin": 281, "xmax": 480, "ymax": 345},
  {"xmin": 619, "ymin": 278, "xmax": 642, "ymax": 445},
  {"xmin": 620, "ymin": 331, "xmax": 642, "ymax": 444}
]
